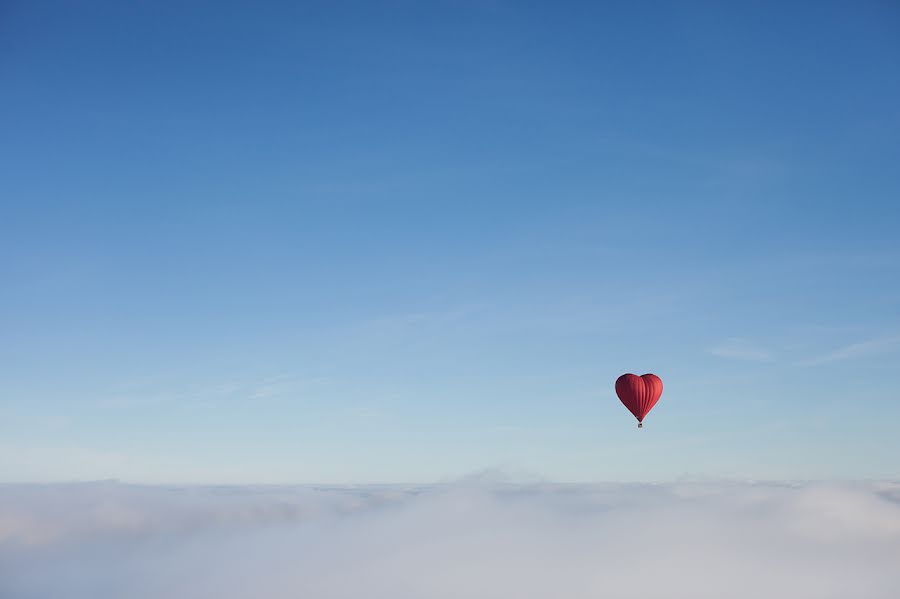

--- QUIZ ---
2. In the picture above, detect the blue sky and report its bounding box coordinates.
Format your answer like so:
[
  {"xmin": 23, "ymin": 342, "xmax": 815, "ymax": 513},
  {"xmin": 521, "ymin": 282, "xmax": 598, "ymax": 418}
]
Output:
[{"xmin": 2, "ymin": 0, "xmax": 899, "ymax": 483}]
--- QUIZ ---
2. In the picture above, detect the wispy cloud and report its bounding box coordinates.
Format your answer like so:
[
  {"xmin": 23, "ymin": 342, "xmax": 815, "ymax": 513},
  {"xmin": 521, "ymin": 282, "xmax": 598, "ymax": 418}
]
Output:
[
  {"xmin": 797, "ymin": 336, "xmax": 900, "ymax": 366},
  {"xmin": 97, "ymin": 374, "xmax": 326, "ymax": 408},
  {"xmin": 709, "ymin": 338, "xmax": 773, "ymax": 361}
]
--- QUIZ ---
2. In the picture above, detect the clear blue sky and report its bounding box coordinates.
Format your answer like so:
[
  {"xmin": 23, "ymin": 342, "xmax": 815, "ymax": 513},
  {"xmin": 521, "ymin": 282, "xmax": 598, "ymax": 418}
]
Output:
[{"xmin": 2, "ymin": 1, "xmax": 899, "ymax": 483}]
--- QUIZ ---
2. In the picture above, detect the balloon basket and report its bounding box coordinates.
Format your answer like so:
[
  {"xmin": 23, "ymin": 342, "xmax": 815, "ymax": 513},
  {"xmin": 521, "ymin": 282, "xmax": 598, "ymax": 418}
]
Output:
[{"xmin": 638, "ymin": 422, "xmax": 643, "ymax": 429}]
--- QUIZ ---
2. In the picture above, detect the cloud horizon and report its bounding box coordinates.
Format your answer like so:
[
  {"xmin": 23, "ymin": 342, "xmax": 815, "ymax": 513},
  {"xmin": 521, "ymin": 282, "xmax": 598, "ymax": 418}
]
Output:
[{"xmin": 2, "ymin": 478, "xmax": 899, "ymax": 598}]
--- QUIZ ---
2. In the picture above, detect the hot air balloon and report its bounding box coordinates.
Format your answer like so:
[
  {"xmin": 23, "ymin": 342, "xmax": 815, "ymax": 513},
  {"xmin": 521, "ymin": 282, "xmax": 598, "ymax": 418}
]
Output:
[{"xmin": 615, "ymin": 373, "xmax": 663, "ymax": 428}]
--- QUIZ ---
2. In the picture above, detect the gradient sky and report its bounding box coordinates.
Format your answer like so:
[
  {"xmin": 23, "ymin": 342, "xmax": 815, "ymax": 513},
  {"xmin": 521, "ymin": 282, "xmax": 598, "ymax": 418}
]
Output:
[{"xmin": 2, "ymin": 0, "xmax": 899, "ymax": 483}]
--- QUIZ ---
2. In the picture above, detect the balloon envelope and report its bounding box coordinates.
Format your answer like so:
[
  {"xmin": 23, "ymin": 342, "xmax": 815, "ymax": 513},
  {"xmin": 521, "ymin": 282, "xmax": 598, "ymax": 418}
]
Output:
[{"xmin": 615, "ymin": 373, "xmax": 663, "ymax": 425}]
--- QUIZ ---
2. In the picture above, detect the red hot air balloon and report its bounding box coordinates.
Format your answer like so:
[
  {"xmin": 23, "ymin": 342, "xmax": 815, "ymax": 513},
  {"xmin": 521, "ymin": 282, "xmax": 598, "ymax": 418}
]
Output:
[{"xmin": 615, "ymin": 373, "xmax": 663, "ymax": 428}]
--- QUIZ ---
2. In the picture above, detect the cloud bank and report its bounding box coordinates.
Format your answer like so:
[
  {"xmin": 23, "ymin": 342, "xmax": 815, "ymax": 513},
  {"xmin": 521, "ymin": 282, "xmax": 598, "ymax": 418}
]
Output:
[{"xmin": 1, "ymin": 480, "xmax": 899, "ymax": 598}]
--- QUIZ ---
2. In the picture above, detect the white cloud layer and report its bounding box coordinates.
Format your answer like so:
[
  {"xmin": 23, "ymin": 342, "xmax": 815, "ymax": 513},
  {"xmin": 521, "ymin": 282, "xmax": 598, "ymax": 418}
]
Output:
[{"xmin": 1, "ymin": 479, "xmax": 899, "ymax": 598}]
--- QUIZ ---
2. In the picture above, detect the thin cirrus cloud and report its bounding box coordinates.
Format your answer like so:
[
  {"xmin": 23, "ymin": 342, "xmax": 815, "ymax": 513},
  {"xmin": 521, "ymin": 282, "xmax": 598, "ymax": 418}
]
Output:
[
  {"xmin": 96, "ymin": 374, "xmax": 322, "ymax": 409},
  {"xmin": 708, "ymin": 339, "xmax": 773, "ymax": 361},
  {"xmin": 710, "ymin": 335, "xmax": 900, "ymax": 366},
  {"xmin": 1, "ymin": 479, "xmax": 899, "ymax": 599},
  {"xmin": 797, "ymin": 336, "xmax": 900, "ymax": 366}
]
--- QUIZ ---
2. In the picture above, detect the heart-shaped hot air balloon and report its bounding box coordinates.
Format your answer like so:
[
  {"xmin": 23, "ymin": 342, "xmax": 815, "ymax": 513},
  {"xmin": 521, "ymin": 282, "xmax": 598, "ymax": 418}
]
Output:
[{"xmin": 615, "ymin": 373, "xmax": 663, "ymax": 428}]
